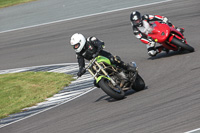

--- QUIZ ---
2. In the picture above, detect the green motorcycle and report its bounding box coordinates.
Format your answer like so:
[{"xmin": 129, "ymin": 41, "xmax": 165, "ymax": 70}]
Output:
[{"xmin": 82, "ymin": 56, "xmax": 145, "ymax": 100}]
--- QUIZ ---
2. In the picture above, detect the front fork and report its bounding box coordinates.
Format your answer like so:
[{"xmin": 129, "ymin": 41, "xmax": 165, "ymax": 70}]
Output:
[{"xmin": 87, "ymin": 61, "xmax": 117, "ymax": 86}]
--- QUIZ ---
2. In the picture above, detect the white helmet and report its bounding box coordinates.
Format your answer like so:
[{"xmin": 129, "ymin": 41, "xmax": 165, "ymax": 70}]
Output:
[{"xmin": 70, "ymin": 33, "xmax": 86, "ymax": 53}]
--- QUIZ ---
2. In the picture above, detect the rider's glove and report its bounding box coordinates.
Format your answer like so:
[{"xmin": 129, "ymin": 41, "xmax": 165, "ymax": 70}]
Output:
[
  {"xmin": 162, "ymin": 17, "xmax": 169, "ymax": 24},
  {"xmin": 77, "ymin": 69, "xmax": 86, "ymax": 77}
]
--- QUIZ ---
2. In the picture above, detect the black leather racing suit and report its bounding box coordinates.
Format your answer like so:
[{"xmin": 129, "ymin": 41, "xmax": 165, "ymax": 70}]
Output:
[
  {"xmin": 76, "ymin": 36, "xmax": 132, "ymax": 77},
  {"xmin": 76, "ymin": 36, "xmax": 113, "ymax": 76}
]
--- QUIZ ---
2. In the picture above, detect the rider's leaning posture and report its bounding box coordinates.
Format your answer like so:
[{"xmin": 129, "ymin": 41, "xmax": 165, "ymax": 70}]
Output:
[
  {"xmin": 70, "ymin": 33, "xmax": 136, "ymax": 77},
  {"xmin": 130, "ymin": 11, "xmax": 184, "ymax": 57}
]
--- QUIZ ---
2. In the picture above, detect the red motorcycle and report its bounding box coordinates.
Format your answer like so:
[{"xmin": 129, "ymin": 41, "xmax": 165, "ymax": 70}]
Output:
[{"xmin": 148, "ymin": 21, "xmax": 194, "ymax": 52}]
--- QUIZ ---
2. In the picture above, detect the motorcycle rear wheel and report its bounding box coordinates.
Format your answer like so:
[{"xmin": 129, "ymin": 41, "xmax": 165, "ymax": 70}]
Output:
[
  {"xmin": 132, "ymin": 74, "xmax": 145, "ymax": 92},
  {"xmin": 99, "ymin": 78, "xmax": 125, "ymax": 100},
  {"xmin": 171, "ymin": 37, "xmax": 194, "ymax": 52}
]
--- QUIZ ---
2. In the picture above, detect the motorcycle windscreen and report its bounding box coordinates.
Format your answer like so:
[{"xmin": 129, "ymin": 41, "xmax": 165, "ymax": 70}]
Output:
[{"xmin": 96, "ymin": 56, "xmax": 111, "ymax": 65}]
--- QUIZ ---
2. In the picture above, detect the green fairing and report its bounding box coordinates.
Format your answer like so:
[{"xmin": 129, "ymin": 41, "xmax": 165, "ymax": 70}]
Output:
[
  {"xmin": 96, "ymin": 56, "xmax": 111, "ymax": 65},
  {"xmin": 96, "ymin": 76, "xmax": 111, "ymax": 83},
  {"xmin": 95, "ymin": 56, "xmax": 112, "ymax": 83}
]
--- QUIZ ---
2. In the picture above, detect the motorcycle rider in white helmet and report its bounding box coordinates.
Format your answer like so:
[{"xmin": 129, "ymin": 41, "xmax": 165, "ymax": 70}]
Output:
[
  {"xmin": 70, "ymin": 33, "xmax": 136, "ymax": 77},
  {"xmin": 130, "ymin": 11, "xmax": 184, "ymax": 57}
]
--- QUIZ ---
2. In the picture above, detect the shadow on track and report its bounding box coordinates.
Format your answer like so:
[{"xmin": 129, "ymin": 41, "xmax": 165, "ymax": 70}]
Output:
[
  {"xmin": 148, "ymin": 50, "xmax": 194, "ymax": 60},
  {"xmin": 95, "ymin": 86, "xmax": 148, "ymax": 102}
]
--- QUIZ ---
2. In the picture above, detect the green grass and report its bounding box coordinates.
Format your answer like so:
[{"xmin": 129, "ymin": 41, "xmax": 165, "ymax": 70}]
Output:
[
  {"xmin": 0, "ymin": 71, "xmax": 74, "ymax": 119},
  {"xmin": 0, "ymin": 0, "xmax": 37, "ymax": 8}
]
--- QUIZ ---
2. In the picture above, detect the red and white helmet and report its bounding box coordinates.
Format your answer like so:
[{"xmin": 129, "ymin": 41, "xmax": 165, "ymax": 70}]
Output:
[{"xmin": 70, "ymin": 33, "xmax": 86, "ymax": 53}]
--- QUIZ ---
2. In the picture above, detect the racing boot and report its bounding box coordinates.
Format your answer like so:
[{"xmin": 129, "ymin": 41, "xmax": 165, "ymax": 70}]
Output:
[
  {"xmin": 119, "ymin": 62, "xmax": 136, "ymax": 72},
  {"xmin": 113, "ymin": 56, "xmax": 136, "ymax": 72},
  {"xmin": 147, "ymin": 47, "xmax": 158, "ymax": 57},
  {"xmin": 146, "ymin": 42, "xmax": 158, "ymax": 57}
]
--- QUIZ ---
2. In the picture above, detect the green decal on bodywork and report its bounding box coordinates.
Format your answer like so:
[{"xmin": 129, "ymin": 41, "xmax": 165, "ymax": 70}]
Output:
[
  {"xmin": 96, "ymin": 75, "xmax": 111, "ymax": 83},
  {"xmin": 96, "ymin": 56, "xmax": 111, "ymax": 65}
]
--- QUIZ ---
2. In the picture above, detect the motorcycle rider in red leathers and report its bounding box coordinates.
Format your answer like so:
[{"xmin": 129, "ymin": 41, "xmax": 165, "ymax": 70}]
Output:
[{"xmin": 130, "ymin": 11, "xmax": 184, "ymax": 57}]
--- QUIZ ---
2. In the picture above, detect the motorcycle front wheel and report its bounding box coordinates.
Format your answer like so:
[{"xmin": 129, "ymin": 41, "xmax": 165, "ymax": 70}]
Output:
[
  {"xmin": 98, "ymin": 78, "xmax": 125, "ymax": 100},
  {"xmin": 171, "ymin": 37, "xmax": 194, "ymax": 52}
]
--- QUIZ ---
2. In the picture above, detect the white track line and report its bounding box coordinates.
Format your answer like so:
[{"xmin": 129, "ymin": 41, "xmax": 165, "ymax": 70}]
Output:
[
  {"xmin": 0, "ymin": 0, "xmax": 179, "ymax": 129},
  {"xmin": 0, "ymin": 63, "xmax": 95, "ymax": 128},
  {"xmin": 0, "ymin": 87, "xmax": 96, "ymax": 128},
  {"xmin": 185, "ymin": 128, "xmax": 200, "ymax": 133},
  {"xmin": 0, "ymin": 0, "xmax": 173, "ymax": 34}
]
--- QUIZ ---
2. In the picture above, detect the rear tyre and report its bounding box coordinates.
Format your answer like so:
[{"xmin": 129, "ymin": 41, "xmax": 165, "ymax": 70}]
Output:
[
  {"xmin": 98, "ymin": 78, "xmax": 125, "ymax": 100},
  {"xmin": 171, "ymin": 37, "xmax": 194, "ymax": 52},
  {"xmin": 132, "ymin": 74, "xmax": 145, "ymax": 92}
]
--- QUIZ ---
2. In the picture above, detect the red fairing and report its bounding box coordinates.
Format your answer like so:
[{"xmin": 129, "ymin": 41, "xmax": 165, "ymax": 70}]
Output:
[
  {"xmin": 143, "ymin": 20, "xmax": 193, "ymax": 52},
  {"xmin": 148, "ymin": 21, "xmax": 170, "ymax": 43},
  {"xmin": 168, "ymin": 26, "xmax": 187, "ymax": 43},
  {"xmin": 169, "ymin": 27, "xmax": 183, "ymax": 38}
]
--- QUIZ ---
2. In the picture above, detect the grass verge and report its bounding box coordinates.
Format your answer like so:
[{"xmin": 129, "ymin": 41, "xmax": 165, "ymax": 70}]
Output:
[
  {"xmin": 0, "ymin": 71, "xmax": 74, "ymax": 119},
  {"xmin": 0, "ymin": 0, "xmax": 37, "ymax": 8}
]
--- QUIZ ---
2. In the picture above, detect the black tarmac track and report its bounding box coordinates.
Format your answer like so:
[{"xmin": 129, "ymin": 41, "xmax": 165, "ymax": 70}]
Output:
[{"xmin": 0, "ymin": 0, "xmax": 200, "ymax": 132}]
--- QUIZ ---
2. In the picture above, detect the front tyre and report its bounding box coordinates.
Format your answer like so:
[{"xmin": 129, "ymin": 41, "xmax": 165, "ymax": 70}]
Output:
[
  {"xmin": 171, "ymin": 37, "xmax": 194, "ymax": 52},
  {"xmin": 132, "ymin": 74, "xmax": 145, "ymax": 92},
  {"xmin": 98, "ymin": 78, "xmax": 125, "ymax": 100}
]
